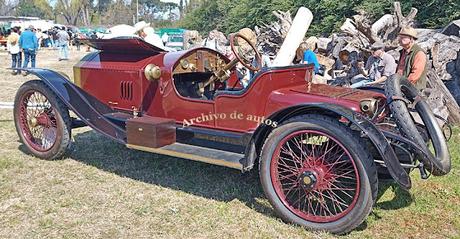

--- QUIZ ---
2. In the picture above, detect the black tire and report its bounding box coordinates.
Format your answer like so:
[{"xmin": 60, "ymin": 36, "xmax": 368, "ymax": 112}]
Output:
[
  {"xmin": 14, "ymin": 80, "xmax": 72, "ymax": 160},
  {"xmin": 259, "ymin": 115, "xmax": 378, "ymax": 234},
  {"xmin": 385, "ymin": 74, "xmax": 450, "ymax": 176}
]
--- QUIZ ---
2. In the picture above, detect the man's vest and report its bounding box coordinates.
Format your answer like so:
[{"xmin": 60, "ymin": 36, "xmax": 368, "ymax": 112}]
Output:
[{"xmin": 399, "ymin": 44, "xmax": 427, "ymax": 90}]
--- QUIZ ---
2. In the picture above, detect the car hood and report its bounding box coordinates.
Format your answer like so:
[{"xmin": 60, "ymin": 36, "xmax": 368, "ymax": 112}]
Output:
[
  {"xmin": 288, "ymin": 84, "xmax": 385, "ymax": 101},
  {"xmin": 265, "ymin": 84, "xmax": 386, "ymax": 115}
]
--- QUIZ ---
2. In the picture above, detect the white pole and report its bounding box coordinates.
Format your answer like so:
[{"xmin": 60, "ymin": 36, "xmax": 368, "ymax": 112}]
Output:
[
  {"xmin": 272, "ymin": 7, "xmax": 313, "ymax": 67},
  {"xmin": 136, "ymin": 0, "xmax": 139, "ymax": 22}
]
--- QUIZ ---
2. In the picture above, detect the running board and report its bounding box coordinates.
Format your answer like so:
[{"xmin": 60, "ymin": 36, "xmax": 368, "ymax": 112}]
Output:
[{"xmin": 126, "ymin": 143, "xmax": 244, "ymax": 170}]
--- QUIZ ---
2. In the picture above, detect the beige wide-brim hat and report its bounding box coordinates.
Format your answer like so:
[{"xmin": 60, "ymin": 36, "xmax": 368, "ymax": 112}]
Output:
[
  {"xmin": 134, "ymin": 21, "xmax": 151, "ymax": 33},
  {"xmin": 370, "ymin": 41, "xmax": 385, "ymax": 50},
  {"xmin": 237, "ymin": 28, "xmax": 257, "ymax": 46},
  {"xmin": 399, "ymin": 27, "xmax": 418, "ymax": 39},
  {"xmin": 305, "ymin": 36, "xmax": 318, "ymax": 50}
]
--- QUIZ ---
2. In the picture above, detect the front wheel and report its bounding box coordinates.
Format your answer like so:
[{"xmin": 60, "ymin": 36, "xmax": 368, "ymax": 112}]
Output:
[
  {"xmin": 259, "ymin": 115, "xmax": 377, "ymax": 234},
  {"xmin": 14, "ymin": 80, "xmax": 72, "ymax": 160}
]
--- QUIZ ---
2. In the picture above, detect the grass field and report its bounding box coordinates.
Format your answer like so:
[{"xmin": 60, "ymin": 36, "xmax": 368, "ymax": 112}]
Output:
[{"xmin": 0, "ymin": 49, "xmax": 459, "ymax": 238}]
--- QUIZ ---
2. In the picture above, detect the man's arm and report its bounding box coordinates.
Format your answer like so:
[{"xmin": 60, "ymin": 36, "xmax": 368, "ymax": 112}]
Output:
[
  {"xmin": 33, "ymin": 34, "xmax": 38, "ymax": 49},
  {"xmin": 366, "ymin": 75, "xmax": 387, "ymax": 85},
  {"xmin": 407, "ymin": 51, "xmax": 427, "ymax": 83}
]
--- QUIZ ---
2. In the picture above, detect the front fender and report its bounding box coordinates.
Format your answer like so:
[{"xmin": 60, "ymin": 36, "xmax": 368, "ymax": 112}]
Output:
[
  {"xmin": 250, "ymin": 103, "xmax": 411, "ymax": 190},
  {"xmin": 17, "ymin": 68, "xmax": 126, "ymax": 144}
]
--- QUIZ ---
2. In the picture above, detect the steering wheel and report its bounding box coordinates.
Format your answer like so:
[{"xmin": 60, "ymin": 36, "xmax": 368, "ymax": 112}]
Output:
[{"xmin": 230, "ymin": 33, "xmax": 262, "ymax": 72}]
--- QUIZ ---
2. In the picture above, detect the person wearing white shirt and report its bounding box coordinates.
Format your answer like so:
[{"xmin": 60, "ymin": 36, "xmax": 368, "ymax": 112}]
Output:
[
  {"xmin": 161, "ymin": 33, "xmax": 169, "ymax": 45},
  {"xmin": 7, "ymin": 27, "xmax": 21, "ymax": 75},
  {"xmin": 143, "ymin": 27, "xmax": 165, "ymax": 48}
]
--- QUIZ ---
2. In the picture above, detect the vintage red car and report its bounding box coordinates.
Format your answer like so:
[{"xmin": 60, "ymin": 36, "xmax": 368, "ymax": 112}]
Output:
[{"xmin": 13, "ymin": 34, "xmax": 451, "ymax": 234}]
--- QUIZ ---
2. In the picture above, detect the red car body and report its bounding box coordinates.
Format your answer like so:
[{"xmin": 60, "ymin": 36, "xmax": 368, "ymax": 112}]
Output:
[{"xmin": 74, "ymin": 39, "xmax": 383, "ymax": 132}]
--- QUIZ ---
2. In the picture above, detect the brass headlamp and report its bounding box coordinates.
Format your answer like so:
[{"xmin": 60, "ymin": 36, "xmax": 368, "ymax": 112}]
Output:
[
  {"xmin": 360, "ymin": 98, "xmax": 379, "ymax": 117},
  {"xmin": 144, "ymin": 64, "xmax": 162, "ymax": 81}
]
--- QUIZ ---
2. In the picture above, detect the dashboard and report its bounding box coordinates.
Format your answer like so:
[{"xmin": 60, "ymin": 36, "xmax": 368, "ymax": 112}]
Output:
[{"xmin": 172, "ymin": 49, "xmax": 229, "ymax": 75}]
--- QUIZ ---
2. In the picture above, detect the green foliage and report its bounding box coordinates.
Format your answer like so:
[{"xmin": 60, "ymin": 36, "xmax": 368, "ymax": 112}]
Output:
[
  {"xmin": 180, "ymin": 0, "xmax": 460, "ymax": 36},
  {"xmin": 16, "ymin": 0, "xmax": 53, "ymax": 19},
  {"xmin": 179, "ymin": 0, "xmax": 222, "ymax": 35}
]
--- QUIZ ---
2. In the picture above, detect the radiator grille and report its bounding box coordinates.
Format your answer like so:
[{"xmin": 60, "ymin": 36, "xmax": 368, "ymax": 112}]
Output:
[{"xmin": 120, "ymin": 81, "xmax": 133, "ymax": 100}]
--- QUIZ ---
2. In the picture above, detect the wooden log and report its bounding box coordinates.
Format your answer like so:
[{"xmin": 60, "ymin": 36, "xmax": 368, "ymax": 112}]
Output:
[
  {"xmin": 272, "ymin": 7, "xmax": 313, "ymax": 67},
  {"xmin": 426, "ymin": 69, "xmax": 460, "ymax": 124},
  {"xmin": 317, "ymin": 37, "xmax": 332, "ymax": 53},
  {"xmin": 371, "ymin": 14, "xmax": 394, "ymax": 37}
]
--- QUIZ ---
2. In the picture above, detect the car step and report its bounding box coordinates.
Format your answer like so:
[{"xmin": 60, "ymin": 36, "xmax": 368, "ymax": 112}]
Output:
[{"xmin": 126, "ymin": 143, "xmax": 244, "ymax": 170}]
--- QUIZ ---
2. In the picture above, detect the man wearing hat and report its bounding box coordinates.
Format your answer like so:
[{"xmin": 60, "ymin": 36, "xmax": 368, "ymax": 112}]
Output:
[
  {"xmin": 134, "ymin": 21, "xmax": 151, "ymax": 39},
  {"xmin": 134, "ymin": 21, "xmax": 164, "ymax": 49},
  {"xmin": 396, "ymin": 27, "xmax": 427, "ymax": 90},
  {"xmin": 18, "ymin": 25, "xmax": 38, "ymax": 72},
  {"xmin": 350, "ymin": 41, "xmax": 397, "ymax": 88}
]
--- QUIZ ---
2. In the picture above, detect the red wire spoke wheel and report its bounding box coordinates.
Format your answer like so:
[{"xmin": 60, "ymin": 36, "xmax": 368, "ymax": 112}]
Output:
[
  {"xmin": 271, "ymin": 130, "xmax": 359, "ymax": 222},
  {"xmin": 259, "ymin": 115, "xmax": 377, "ymax": 234},
  {"xmin": 14, "ymin": 80, "xmax": 71, "ymax": 160}
]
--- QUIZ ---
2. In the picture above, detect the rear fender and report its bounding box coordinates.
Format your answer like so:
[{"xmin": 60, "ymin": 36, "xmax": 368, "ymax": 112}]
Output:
[
  {"xmin": 18, "ymin": 68, "xmax": 126, "ymax": 143},
  {"xmin": 248, "ymin": 103, "xmax": 411, "ymax": 190}
]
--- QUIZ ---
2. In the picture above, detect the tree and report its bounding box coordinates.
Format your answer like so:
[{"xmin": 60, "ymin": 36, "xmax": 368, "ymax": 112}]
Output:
[
  {"xmin": 55, "ymin": 0, "xmax": 83, "ymax": 25},
  {"xmin": 0, "ymin": 0, "xmax": 17, "ymax": 15},
  {"xmin": 179, "ymin": 0, "xmax": 185, "ymax": 19},
  {"xmin": 102, "ymin": 0, "xmax": 134, "ymax": 25},
  {"xmin": 16, "ymin": 0, "xmax": 53, "ymax": 19}
]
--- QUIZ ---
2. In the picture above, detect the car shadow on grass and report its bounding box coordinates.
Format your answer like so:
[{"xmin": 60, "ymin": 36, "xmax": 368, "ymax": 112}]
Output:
[
  {"xmin": 375, "ymin": 182, "xmax": 413, "ymax": 210},
  {"xmin": 67, "ymin": 130, "xmax": 278, "ymax": 218}
]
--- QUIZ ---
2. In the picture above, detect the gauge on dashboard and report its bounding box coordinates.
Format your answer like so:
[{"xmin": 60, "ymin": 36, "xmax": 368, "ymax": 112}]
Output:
[{"xmin": 180, "ymin": 59, "xmax": 190, "ymax": 69}]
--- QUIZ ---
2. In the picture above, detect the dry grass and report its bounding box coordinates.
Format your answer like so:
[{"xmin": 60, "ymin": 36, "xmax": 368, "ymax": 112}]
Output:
[{"xmin": 0, "ymin": 49, "xmax": 459, "ymax": 238}]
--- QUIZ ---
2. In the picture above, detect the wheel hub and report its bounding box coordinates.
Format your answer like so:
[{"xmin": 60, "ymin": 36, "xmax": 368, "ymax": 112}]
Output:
[
  {"xmin": 30, "ymin": 113, "xmax": 52, "ymax": 128},
  {"xmin": 300, "ymin": 171, "xmax": 317, "ymax": 190},
  {"xmin": 29, "ymin": 117, "xmax": 38, "ymax": 128}
]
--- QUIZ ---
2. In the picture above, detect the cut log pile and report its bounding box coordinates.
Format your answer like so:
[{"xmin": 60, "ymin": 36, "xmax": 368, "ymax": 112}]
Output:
[{"xmin": 255, "ymin": 10, "xmax": 293, "ymax": 58}]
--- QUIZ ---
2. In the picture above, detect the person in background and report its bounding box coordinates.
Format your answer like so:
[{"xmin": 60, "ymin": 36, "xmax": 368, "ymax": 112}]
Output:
[
  {"xmin": 301, "ymin": 37, "xmax": 320, "ymax": 74},
  {"xmin": 161, "ymin": 32, "xmax": 169, "ymax": 45},
  {"xmin": 36, "ymin": 28, "xmax": 43, "ymax": 49},
  {"xmin": 202, "ymin": 30, "xmax": 226, "ymax": 53},
  {"xmin": 42, "ymin": 30, "xmax": 50, "ymax": 47},
  {"xmin": 73, "ymin": 32, "xmax": 81, "ymax": 51},
  {"xmin": 7, "ymin": 27, "xmax": 21, "ymax": 75},
  {"xmin": 350, "ymin": 41, "xmax": 397, "ymax": 88},
  {"xmin": 134, "ymin": 21, "xmax": 150, "ymax": 39},
  {"xmin": 396, "ymin": 27, "xmax": 427, "ymax": 91},
  {"xmin": 143, "ymin": 26, "xmax": 165, "ymax": 48},
  {"xmin": 19, "ymin": 25, "xmax": 38, "ymax": 73},
  {"xmin": 56, "ymin": 26, "xmax": 69, "ymax": 61},
  {"xmin": 51, "ymin": 27, "xmax": 59, "ymax": 48}
]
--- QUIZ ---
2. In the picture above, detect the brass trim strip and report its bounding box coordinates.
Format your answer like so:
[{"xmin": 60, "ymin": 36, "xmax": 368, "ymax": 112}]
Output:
[{"xmin": 126, "ymin": 144, "xmax": 243, "ymax": 170}]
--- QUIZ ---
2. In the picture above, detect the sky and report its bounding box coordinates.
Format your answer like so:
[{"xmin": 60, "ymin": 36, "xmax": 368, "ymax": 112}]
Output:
[{"xmin": 44, "ymin": 0, "xmax": 182, "ymax": 8}]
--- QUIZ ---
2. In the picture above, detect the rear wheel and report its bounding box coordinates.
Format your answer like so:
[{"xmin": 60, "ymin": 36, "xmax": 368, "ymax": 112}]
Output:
[
  {"xmin": 14, "ymin": 80, "xmax": 72, "ymax": 159},
  {"xmin": 259, "ymin": 115, "xmax": 377, "ymax": 234}
]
